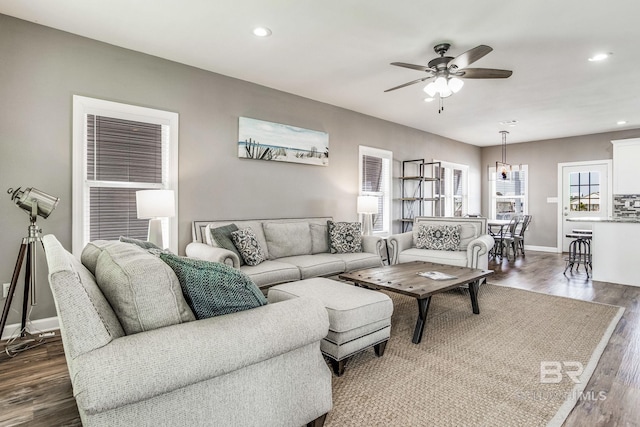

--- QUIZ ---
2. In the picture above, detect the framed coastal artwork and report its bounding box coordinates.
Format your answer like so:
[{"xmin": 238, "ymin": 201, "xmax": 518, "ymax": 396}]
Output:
[{"xmin": 238, "ymin": 117, "xmax": 329, "ymax": 166}]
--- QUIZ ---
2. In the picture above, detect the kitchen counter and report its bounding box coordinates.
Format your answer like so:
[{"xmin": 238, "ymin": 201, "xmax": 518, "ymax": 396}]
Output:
[
  {"xmin": 567, "ymin": 217, "xmax": 640, "ymax": 223},
  {"xmin": 566, "ymin": 218, "xmax": 640, "ymax": 287}
]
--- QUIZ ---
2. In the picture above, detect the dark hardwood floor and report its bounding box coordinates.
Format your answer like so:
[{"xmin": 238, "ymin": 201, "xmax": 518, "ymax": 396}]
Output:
[{"xmin": 0, "ymin": 251, "xmax": 638, "ymax": 426}]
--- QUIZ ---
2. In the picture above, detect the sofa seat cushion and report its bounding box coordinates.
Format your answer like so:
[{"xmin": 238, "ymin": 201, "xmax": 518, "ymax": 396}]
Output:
[
  {"xmin": 277, "ymin": 254, "xmax": 346, "ymax": 279},
  {"xmin": 263, "ymin": 222, "xmax": 312, "ymax": 259},
  {"xmin": 398, "ymin": 248, "xmax": 468, "ymax": 267},
  {"xmin": 239, "ymin": 260, "xmax": 301, "ymax": 288},
  {"xmin": 331, "ymin": 252, "xmax": 382, "ymax": 271},
  {"xmin": 94, "ymin": 242, "xmax": 195, "ymax": 335},
  {"xmin": 159, "ymin": 253, "xmax": 267, "ymax": 318}
]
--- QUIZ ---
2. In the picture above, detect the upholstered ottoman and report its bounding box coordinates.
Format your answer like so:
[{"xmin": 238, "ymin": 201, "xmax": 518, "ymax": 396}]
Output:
[{"xmin": 268, "ymin": 278, "xmax": 393, "ymax": 376}]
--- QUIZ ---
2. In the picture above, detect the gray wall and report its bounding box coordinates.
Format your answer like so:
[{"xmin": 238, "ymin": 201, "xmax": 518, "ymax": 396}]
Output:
[
  {"xmin": 480, "ymin": 129, "xmax": 640, "ymax": 248},
  {"xmin": 0, "ymin": 15, "xmax": 481, "ymax": 325}
]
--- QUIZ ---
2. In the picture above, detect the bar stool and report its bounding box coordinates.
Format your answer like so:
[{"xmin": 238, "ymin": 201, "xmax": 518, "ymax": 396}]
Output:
[{"xmin": 564, "ymin": 232, "xmax": 592, "ymax": 277}]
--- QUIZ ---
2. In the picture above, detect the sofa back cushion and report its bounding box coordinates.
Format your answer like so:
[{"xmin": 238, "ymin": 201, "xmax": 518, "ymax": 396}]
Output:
[
  {"xmin": 95, "ymin": 242, "xmax": 195, "ymax": 335},
  {"xmin": 43, "ymin": 235, "xmax": 125, "ymax": 359},
  {"xmin": 310, "ymin": 223, "xmax": 330, "ymax": 254},
  {"xmin": 263, "ymin": 222, "xmax": 313, "ymax": 259},
  {"xmin": 81, "ymin": 240, "xmax": 121, "ymax": 275},
  {"xmin": 413, "ymin": 216, "xmax": 487, "ymax": 250}
]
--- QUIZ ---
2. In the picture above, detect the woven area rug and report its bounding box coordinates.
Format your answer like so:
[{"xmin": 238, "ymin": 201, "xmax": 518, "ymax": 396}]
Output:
[{"xmin": 326, "ymin": 284, "xmax": 623, "ymax": 427}]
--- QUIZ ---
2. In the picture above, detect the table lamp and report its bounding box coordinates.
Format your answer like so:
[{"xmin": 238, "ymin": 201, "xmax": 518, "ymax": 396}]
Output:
[
  {"xmin": 136, "ymin": 189, "xmax": 175, "ymax": 248},
  {"xmin": 357, "ymin": 196, "xmax": 378, "ymax": 236}
]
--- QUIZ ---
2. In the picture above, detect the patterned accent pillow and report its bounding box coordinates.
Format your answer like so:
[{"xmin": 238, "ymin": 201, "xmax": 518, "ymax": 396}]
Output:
[
  {"xmin": 230, "ymin": 227, "xmax": 267, "ymax": 266},
  {"xmin": 327, "ymin": 220, "xmax": 362, "ymax": 253},
  {"xmin": 159, "ymin": 252, "xmax": 267, "ymax": 319},
  {"xmin": 416, "ymin": 225, "xmax": 461, "ymax": 251},
  {"xmin": 209, "ymin": 223, "xmax": 244, "ymax": 266}
]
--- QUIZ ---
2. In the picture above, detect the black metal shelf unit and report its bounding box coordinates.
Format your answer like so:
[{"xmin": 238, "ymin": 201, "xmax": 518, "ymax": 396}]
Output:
[{"xmin": 400, "ymin": 159, "xmax": 443, "ymax": 232}]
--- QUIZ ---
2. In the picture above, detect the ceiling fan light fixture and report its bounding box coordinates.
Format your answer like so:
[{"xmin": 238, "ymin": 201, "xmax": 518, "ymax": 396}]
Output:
[
  {"xmin": 448, "ymin": 77, "xmax": 464, "ymax": 93},
  {"xmin": 440, "ymin": 86, "xmax": 453, "ymax": 98},
  {"xmin": 434, "ymin": 76, "xmax": 448, "ymax": 92},
  {"xmin": 424, "ymin": 82, "xmax": 437, "ymax": 97}
]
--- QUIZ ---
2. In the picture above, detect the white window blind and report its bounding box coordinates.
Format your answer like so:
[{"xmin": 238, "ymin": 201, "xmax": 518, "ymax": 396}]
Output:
[
  {"xmin": 72, "ymin": 96, "xmax": 178, "ymax": 256},
  {"xmin": 359, "ymin": 146, "xmax": 392, "ymax": 234},
  {"xmin": 86, "ymin": 115, "xmax": 163, "ymax": 241}
]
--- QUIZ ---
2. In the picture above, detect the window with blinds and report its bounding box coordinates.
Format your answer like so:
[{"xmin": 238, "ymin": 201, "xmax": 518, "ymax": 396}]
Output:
[
  {"xmin": 86, "ymin": 115, "xmax": 163, "ymax": 241},
  {"xmin": 359, "ymin": 146, "xmax": 392, "ymax": 234},
  {"xmin": 72, "ymin": 96, "xmax": 178, "ymax": 256}
]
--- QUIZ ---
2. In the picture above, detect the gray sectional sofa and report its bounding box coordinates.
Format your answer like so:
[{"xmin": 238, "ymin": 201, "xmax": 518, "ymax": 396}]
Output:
[
  {"xmin": 43, "ymin": 235, "xmax": 332, "ymax": 427},
  {"xmin": 186, "ymin": 217, "xmax": 385, "ymax": 289},
  {"xmin": 387, "ymin": 216, "xmax": 494, "ymax": 270}
]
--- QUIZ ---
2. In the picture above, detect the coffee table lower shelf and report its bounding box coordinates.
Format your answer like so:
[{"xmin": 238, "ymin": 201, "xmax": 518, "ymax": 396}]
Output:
[{"xmin": 339, "ymin": 261, "xmax": 493, "ymax": 344}]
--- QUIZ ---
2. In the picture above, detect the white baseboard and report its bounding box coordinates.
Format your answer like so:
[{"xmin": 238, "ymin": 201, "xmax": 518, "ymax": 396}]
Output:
[
  {"xmin": 1, "ymin": 316, "xmax": 59, "ymax": 341},
  {"xmin": 524, "ymin": 245, "xmax": 559, "ymax": 253}
]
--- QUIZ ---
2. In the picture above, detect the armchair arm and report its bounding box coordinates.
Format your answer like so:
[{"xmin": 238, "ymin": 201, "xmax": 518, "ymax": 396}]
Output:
[
  {"xmin": 387, "ymin": 232, "xmax": 413, "ymax": 264},
  {"xmin": 466, "ymin": 234, "xmax": 495, "ymax": 269},
  {"xmin": 72, "ymin": 296, "xmax": 329, "ymax": 414},
  {"xmin": 185, "ymin": 242, "xmax": 240, "ymax": 267}
]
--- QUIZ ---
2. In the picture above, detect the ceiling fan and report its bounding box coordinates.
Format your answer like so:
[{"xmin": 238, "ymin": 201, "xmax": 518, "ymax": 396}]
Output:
[{"xmin": 385, "ymin": 43, "xmax": 512, "ymax": 104}]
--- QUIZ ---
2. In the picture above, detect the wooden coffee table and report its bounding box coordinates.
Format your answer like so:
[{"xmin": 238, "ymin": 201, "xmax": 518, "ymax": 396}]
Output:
[{"xmin": 339, "ymin": 261, "xmax": 493, "ymax": 344}]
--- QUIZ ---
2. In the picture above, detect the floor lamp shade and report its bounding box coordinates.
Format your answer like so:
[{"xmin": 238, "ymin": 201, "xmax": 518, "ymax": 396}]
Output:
[
  {"xmin": 357, "ymin": 196, "xmax": 378, "ymax": 236},
  {"xmin": 136, "ymin": 190, "xmax": 175, "ymax": 247}
]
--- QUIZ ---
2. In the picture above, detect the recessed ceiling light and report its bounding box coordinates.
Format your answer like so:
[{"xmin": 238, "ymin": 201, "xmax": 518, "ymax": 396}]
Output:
[
  {"xmin": 588, "ymin": 52, "xmax": 611, "ymax": 62},
  {"xmin": 499, "ymin": 120, "xmax": 518, "ymax": 126},
  {"xmin": 253, "ymin": 27, "xmax": 272, "ymax": 37},
  {"xmin": 617, "ymin": 120, "xmax": 627, "ymax": 125},
  {"xmin": 424, "ymin": 97, "xmax": 435, "ymax": 103}
]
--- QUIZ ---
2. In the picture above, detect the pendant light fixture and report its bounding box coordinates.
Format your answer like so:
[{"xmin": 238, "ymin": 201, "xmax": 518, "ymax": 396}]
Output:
[{"xmin": 495, "ymin": 130, "xmax": 520, "ymax": 180}]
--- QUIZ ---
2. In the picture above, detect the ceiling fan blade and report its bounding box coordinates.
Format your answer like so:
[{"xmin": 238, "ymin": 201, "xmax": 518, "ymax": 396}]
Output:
[
  {"xmin": 384, "ymin": 76, "xmax": 433, "ymax": 92},
  {"xmin": 391, "ymin": 62, "xmax": 433, "ymax": 72},
  {"xmin": 456, "ymin": 68, "xmax": 513, "ymax": 79},
  {"xmin": 447, "ymin": 45, "xmax": 493, "ymax": 70}
]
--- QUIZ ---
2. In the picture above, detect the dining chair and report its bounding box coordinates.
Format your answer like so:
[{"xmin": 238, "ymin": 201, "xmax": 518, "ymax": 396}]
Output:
[
  {"xmin": 492, "ymin": 215, "xmax": 520, "ymax": 260},
  {"xmin": 513, "ymin": 215, "xmax": 532, "ymax": 257}
]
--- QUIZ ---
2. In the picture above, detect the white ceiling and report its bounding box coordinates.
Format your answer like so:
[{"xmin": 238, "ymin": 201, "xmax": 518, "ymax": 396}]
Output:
[{"xmin": 2, "ymin": 0, "xmax": 640, "ymax": 146}]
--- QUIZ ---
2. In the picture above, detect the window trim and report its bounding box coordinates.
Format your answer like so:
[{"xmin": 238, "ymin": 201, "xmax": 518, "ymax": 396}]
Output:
[
  {"xmin": 72, "ymin": 96, "xmax": 179, "ymax": 256},
  {"xmin": 358, "ymin": 145, "xmax": 393, "ymax": 236},
  {"xmin": 433, "ymin": 159, "xmax": 469, "ymax": 217},
  {"xmin": 488, "ymin": 164, "xmax": 529, "ymax": 220}
]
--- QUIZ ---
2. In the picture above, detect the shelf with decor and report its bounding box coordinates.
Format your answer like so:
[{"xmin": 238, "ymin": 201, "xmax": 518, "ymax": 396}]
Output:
[{"xmin": 399, "ymin": 159, "xmax": 443, "ymax": 232}]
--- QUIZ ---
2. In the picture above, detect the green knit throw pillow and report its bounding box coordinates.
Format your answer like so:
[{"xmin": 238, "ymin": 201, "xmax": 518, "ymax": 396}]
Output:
[{"xmin": 159, "ymin": 252, "xmax": 267, "ymax": 319}]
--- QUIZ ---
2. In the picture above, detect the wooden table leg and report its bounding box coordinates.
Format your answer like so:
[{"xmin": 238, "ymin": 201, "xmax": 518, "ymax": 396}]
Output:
[
  {"xmin": 469, "ymin": 280, "xmax": 480, "ymax": 314},
  {"xmin": 412, "ymin": 296, "xmax": 431, "ymax": 344}
]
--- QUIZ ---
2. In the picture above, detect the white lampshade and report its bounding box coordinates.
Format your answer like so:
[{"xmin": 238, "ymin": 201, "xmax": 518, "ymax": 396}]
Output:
[
  {"xmin": 136, "ymin": 190, "xmax": 176, "ymax": 219},
  {"xmin": 357, "ymin": 196, "xmax": 378, "ymax": 214},
  {"xmin": 448, "ymin": 77, "xmax": 464, "ymax": 93}
]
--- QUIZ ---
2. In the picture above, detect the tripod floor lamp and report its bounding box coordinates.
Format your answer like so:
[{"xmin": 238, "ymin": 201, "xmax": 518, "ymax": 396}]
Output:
[{"xmin": 1, "ymin": 187, "xmax": 59, "ymax": 355}]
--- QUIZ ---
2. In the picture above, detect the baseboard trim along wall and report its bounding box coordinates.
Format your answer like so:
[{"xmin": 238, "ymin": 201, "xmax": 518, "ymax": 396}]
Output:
[
  {"xmin": 1, "ymin": 316, "xmax": 59, "ymax": 341},
  {"xmin": 524, "ymin": 245, "xmax": 559, "ymax": 253}
]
